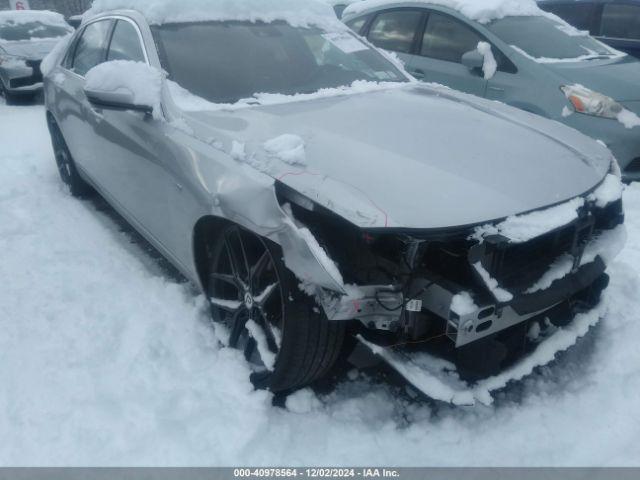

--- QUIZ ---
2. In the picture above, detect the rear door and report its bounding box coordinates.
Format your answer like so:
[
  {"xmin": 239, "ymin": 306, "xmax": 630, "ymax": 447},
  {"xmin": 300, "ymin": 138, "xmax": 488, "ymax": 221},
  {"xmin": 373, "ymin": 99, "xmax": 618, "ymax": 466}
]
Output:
[
  {"xmin": 411, "ymin": 10, "xmax": 487, "ymax": 96},
  {"xmin": 595, "ymin": 2, "xmax": 640, "ymax": 58}
]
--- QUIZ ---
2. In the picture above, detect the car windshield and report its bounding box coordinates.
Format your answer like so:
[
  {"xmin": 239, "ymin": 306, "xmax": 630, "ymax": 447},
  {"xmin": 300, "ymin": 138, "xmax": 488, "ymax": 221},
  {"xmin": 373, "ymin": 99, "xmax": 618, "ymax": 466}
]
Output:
[
  {"xmin": 488, "ymin": 16, "xmax": 614, "ymax": 60},
  {"xmin": 0, "ymin": 21, "xmax": 71, "ymax": 41},
  {"xmin": 151, "ymin": 21, "xmax": 407, "ymax": 104}
]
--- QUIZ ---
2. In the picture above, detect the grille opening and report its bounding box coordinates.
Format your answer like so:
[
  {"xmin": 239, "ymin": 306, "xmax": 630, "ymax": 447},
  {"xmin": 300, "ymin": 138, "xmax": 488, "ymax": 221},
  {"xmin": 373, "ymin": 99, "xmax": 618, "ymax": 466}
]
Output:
[{"xmin": 626, "ymin": 158, "xmax": 640, "ymax": 174}]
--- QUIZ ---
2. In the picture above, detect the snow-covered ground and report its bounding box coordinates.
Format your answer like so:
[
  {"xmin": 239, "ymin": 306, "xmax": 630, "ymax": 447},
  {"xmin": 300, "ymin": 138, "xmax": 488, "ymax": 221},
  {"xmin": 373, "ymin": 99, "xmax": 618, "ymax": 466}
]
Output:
[{"xmin": 1, "ymin": 99, "xmax": 640, "ymax": 466}]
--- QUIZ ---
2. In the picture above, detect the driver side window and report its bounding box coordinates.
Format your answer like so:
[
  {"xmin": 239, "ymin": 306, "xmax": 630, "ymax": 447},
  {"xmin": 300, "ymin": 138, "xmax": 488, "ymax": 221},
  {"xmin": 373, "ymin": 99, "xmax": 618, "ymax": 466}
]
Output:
[
  {"xmin": 420, "ymin": 12, "xmax": 481, "ymax": 63},
  {"xmin": 71, "ymin": 20, "xmax": 112, "ymax": 76}
]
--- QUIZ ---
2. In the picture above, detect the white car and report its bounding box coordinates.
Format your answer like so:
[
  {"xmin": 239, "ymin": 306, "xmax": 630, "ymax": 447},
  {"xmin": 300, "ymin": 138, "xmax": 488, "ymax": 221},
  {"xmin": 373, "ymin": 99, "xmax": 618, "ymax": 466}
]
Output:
[{"xmin": 0, "ymin": 10, "xmax": 72, "ymax": 103}]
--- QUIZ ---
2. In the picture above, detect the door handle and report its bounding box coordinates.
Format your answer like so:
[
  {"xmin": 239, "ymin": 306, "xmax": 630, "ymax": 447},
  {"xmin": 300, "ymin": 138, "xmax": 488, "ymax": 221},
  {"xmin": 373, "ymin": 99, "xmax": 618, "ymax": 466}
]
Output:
[{"xmin": 410, "ymin": 68, "xmax": 426, "ymax": 80}]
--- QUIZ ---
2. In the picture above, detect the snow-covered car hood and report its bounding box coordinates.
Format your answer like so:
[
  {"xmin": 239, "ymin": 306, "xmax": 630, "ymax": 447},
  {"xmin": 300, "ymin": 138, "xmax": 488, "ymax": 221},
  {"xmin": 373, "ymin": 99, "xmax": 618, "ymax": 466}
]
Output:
[
  {"xmin": 181, "ymin": 84, "xmax": 612, "ymax": 230},
  {"xmin": 0, "ymin": 38, "xmax": 60, "ymax": 60},
  {"xmin": 547, "ymin": 57, "xmax": 640, "ymax": 103}
]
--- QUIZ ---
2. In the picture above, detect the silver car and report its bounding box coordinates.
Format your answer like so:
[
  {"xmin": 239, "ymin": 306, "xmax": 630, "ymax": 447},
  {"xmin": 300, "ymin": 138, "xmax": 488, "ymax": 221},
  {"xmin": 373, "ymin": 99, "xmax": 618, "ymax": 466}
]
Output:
[
  {"xmin": 43, "ymin": 3, "xmax": 624, "ymax": 395},
  {"xmin": 0, "ymin": 10, "xmax": 73, "ymax": 104}
]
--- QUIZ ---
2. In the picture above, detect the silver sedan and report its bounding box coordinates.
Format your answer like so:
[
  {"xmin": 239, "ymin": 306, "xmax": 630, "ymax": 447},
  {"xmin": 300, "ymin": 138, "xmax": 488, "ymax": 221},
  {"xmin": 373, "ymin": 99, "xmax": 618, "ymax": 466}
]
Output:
[{"xmin": 43, "ymin": 4, "xmax": 624, "ymax": 396}]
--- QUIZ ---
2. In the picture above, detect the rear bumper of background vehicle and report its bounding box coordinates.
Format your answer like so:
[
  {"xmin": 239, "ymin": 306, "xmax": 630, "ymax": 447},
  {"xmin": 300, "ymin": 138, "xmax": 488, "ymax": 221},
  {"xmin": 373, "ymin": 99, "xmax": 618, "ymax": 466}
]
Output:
[
  {"xmin": 563, "ymin": 106, "xmax": 640, "ymax": 183},
  {"xmin": 1, "ymin": 59, "xmax": 44, "ymax": 95}
]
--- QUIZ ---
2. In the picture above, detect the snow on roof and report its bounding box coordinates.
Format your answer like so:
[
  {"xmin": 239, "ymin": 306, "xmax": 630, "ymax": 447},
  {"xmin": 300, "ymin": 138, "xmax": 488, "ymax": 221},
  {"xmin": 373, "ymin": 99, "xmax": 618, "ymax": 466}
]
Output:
[
  {"xmin": 84, "ymin": 0, "xmax": 345, "ymax": 29},
  {"xmin": 344, "ymin": 0, "xmax": 547, "ymax": 24},
  {"xmin": 0, "ymin": 10, "xmax": 67, "ymax": 26}
]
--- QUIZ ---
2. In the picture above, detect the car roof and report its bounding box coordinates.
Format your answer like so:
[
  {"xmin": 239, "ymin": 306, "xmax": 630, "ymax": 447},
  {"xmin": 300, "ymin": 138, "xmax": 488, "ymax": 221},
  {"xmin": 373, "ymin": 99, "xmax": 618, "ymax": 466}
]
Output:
[{"xmin": 343, "ymin": 0, "xmax": 548, "ymax": 24}]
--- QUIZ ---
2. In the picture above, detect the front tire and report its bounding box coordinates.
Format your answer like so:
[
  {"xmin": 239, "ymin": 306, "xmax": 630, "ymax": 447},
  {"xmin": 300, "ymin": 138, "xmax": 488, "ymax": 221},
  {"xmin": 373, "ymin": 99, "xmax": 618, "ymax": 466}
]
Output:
[
  {"xmin": 207, "ymin": 224, "xmax": 345, "ymax": 393},
  {"xmin": 48, "ymin": 119, "xmax": 92, "ymax": 198}
]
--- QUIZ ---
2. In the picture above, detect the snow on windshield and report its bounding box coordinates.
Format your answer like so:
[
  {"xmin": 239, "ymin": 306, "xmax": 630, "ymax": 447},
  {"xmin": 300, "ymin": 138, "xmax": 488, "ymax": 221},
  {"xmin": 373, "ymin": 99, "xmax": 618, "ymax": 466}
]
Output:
[
  {"xmin": 488, "ymin": 16, "xmax": 623, "ymax": 62},
  {"xmin": 153, "ymin": 22, "xmax": 407, "ymax": 106},
  {"xmin": 85, "ymin": 0, "xmax": 344, "ymax": 30}
]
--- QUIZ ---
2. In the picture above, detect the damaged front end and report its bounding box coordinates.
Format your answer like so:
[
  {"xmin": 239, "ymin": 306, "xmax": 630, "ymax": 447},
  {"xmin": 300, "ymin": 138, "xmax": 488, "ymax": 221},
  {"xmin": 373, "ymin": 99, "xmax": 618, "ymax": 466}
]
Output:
[{"xmin": 277, "ymin": 174, "xmax": 625, "ymax": 404}]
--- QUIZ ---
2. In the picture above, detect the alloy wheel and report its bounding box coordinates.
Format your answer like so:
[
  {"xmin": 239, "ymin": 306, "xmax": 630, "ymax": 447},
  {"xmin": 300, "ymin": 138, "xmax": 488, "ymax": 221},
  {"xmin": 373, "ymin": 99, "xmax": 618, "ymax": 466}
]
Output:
[{"xmin": 208, "ymin": 226, "xmax": 285, "ymax": 375}]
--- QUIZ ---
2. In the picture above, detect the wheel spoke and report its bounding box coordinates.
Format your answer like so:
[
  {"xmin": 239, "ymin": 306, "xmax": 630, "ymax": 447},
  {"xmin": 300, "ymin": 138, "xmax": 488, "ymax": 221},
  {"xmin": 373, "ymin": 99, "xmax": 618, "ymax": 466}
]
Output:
[
  {"xmin": 210, "ymin": 272, "xmax": 241, "ymax": 290},
  {"xmin": 254, "ymin": 282, "xmax": 279, "ymax": 307},
  {"xmin": 209, "ymin": 296, "xmax": 243, "ymax": 314},
  {"xmin": 228, "ymin": 309, "xmax": 249, "ymax": 348},
  {"xmin": 253, "ymin": 306, "xmax": 282, "ymax": 349},
  {"xmin": 250, "ymin": 250, "xmax": 271, "ymax": 292},
  {"xmin": 224, "ymin": 229, "xmax": 249, "ymax": 287}
]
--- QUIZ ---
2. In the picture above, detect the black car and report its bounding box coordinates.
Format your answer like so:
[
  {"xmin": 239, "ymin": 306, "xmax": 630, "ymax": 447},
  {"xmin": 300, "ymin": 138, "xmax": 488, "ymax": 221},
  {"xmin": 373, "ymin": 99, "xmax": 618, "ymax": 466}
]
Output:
[{"xmin": 539, "ymin": 0, "xmax": 640, "ymax": 58}]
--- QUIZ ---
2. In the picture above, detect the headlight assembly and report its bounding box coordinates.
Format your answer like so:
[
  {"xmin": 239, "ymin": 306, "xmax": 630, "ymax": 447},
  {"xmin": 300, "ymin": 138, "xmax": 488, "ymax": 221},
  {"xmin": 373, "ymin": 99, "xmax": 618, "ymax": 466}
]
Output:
[{"xmin": 561, "ymin": 84, "xmax": 623, "ymax": 120}]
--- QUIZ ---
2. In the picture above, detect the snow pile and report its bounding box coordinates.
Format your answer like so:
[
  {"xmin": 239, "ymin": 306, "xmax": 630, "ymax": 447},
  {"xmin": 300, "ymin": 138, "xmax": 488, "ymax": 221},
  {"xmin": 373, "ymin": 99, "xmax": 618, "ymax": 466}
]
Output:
[
  {"xmin": 588, "ymin": 174, "xmax": 624, "ymax": 208},
  {"xmin": 472, "ymin": 197, "xmax": 585, "ymax": 244},
  {"xmin": 230, "ymin": 141, "xmax": 247, "ymax": 162},
  {"xmin": 555, "ymin": 23, "xmax": 588, "ymax": 37},
  {"xmin": 263, "ymin": 134, "xmax": 307, "ymax": 166},
  {"xmin": 477, "ymin": 41, "xmax": 497, "ymax": 80},
  {"xmin": 85, "ymin": 61, "xmax": 164, "ymax": 119},
  {"xmin": 0, "ymin": 9, "xmax": 67, "ymax": 26},
  {"xmin": 345, "ymin": 0, "xmax": 545, "ymax": 23},
  {"xmin": 511, "ymin": 45, "xmax": 624, "ymax": 63},
  {"xmin": 41, "ymin": 34, "xmax": 73, "ymax": 78},
  {"xmin": 473, "ymin": 262, "xmax": 514, "ymax": 303},
  {"xmin": 170, "ymin": 79, "xmax": 409, "ymax": 112},
  {"xmin": 85, "ymin": 0, "xmax": 343, "ymax": 31},
  {"xmin": 361, "ymin": 300, "xmax": 606, "ymax": 406},
  {"xmin": 285, "ymin": 389, "xmax": 323, "ymax": 413},
  {"xmin": 450, "ymin": 291, "xmax": 478, "ymax": 316},
  {"xmin": 245, "ymin": 320, "xmax": 276, "ymax": 371},
  {"xmin": 617, "ymin": 109, "xmax": 640, "ymax": 129},
  {"xmin": 525, "ymin": 254, "xmax": 574, "ymax": 294}
]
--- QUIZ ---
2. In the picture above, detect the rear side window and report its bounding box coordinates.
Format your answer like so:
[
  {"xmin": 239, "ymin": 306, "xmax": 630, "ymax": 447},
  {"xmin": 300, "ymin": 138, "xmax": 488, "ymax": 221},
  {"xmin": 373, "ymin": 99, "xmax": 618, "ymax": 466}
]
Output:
[
  {"xmin": 421, "ymin": 12, "xmax": 482, "ymax": 63},
  {"xmin": 107, "ymin": 20, "xmax": 146, "ymax": 62},
  {"xmin": 72, "ymin": 20, "xmax": 112, "ymax": 76},
  {"xmin": 601, "ymin": 4, "xmax": 640, "ymax": 40},
  {"xmin": 367, "ymin": 10, "xmax": 423, "ymax": 53},
  {"xmin": 346, "ymin": 15, "xmax": 370, "ymax": 35},
  {"xmin": 541, "ymin": 3, "xmax": 597, "ymax": 32}
]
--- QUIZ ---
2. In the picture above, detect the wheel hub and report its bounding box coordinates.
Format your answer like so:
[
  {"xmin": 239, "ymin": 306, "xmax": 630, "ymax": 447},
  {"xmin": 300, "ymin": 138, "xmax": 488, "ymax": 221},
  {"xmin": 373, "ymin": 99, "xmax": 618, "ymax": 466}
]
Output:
[{"xmin": 244, "ymin": 292, "xmax": 254, "ymax": 309}]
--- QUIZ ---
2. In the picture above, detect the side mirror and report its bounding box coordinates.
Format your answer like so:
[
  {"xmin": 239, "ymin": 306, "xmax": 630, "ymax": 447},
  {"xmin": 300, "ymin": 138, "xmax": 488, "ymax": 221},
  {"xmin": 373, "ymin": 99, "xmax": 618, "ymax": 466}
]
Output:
[
  {"xmin": 84, "ymin": 61, "xmax": 163, "ymax": 117},
  {"xmin": 461, "ymin": 50, "xmax": 484, "ymax": 72},
  {"xmin": 84, "ymin": 88, "xmax": 154, "ymax": 115}
]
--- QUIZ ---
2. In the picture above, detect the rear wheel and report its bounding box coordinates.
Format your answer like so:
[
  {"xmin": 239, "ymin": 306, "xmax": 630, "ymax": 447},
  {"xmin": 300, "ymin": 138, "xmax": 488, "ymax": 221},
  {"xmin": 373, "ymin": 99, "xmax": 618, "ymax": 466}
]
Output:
[
  {"xmin": 48, "ymin": 119, "xmax": 93, "ymax": 198},
  {"xmin": 207, "ymin": 224, "xmax": 345, "ymax": 393}
]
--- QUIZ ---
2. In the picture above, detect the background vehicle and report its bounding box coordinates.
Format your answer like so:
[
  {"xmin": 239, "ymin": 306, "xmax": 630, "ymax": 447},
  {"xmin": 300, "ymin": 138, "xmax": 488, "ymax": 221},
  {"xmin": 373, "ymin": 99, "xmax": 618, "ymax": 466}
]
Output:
[
  {"xmin": 343, "ymin": 0, "xmax": 640, "ymax": 182},
  {"xmin": 0, "ymin": 10, "xmax": 72, "ymax": 104},
  {"xmin": 539, "ymin": 0, "xmax": 640, "ymax": 59},
  {"xmin": 323, "ymin": 0, "xmax": 362, "ymax": 18},
  {"xmin": 43, "ymin": 1, "xmax": 624, "ymax": 400}
]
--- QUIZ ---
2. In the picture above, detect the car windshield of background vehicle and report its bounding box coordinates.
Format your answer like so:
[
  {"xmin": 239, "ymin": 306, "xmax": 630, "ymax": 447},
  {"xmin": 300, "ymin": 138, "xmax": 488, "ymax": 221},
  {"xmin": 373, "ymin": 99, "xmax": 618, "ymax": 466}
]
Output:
[
  {"xmin": 0, "ymin": 21, "xmax": 71, "ymax": 41},
  {"xmin": 151, "ymin": 21, "xmax": 407, "ymax": 104},
  {"xmin": 488, "ymin": 16, "xmax": 615, "ymax": 61}
]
